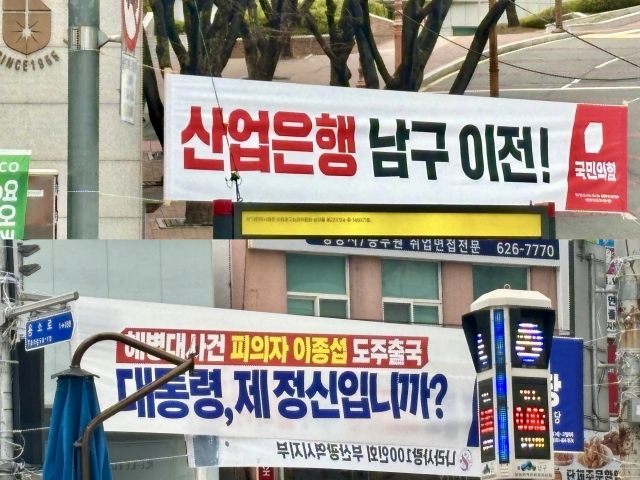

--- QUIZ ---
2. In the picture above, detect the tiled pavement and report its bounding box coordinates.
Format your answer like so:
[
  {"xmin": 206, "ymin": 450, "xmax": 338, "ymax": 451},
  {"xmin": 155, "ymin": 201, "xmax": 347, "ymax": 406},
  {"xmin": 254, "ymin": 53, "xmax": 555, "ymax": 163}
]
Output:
[
  {"xmin": 142, "ymin": 140, "xmax": 212, "ymax": 239},
  {"xmin": 146, "ymin": 202, "xmax": 212, "ymax": 239}
]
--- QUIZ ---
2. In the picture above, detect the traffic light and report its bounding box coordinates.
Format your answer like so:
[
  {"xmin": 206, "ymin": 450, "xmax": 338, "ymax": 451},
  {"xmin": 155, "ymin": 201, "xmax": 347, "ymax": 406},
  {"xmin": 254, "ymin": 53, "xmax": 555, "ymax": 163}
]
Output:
[
  {"xmin": 11, "ymin": 242, "xmax": 44, "ymax": 466},
  {"xmin": 17, "ymin": 242, "xmax": 40, "ymax": 277}
]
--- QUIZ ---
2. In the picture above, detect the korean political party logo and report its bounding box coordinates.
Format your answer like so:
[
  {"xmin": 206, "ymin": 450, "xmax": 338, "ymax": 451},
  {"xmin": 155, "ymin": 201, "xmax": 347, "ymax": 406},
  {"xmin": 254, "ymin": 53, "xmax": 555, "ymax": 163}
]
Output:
[
  {"xmin": 2, "ymin": 0, "xmax": 51, "ymax": 55},
  {"xmin": 566, "ymin": 104, "xmax": 627, "ymax": 212}
]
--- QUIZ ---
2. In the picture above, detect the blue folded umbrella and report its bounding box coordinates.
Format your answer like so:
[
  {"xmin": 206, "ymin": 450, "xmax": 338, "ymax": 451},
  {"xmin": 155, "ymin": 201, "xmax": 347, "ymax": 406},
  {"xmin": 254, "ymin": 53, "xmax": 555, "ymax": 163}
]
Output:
[{"xmin": 43, "ymin": 372, "xmax": 112, "ymax": 480}]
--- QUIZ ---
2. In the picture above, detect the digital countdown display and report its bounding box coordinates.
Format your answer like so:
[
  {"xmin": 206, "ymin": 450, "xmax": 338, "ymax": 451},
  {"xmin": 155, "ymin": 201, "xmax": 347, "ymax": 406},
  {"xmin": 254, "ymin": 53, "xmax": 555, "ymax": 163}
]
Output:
[
  {"xmin": 510, "ymin": 309, "xmax": 554, "ymax": 369},
  {"xmin": 479, "ymin": 378, "xmax": 496, "ymax": 463},
  {"xmin": 512, "ymin": 377, "xmax": 551, "ymax": 460}
]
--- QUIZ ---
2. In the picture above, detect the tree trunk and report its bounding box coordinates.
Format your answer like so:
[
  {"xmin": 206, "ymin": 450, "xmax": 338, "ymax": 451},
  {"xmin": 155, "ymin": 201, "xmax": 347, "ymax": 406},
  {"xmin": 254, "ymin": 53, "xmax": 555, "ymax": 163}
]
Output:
[
  {"xmin": 243, "ymin": 0, "xmax": 292, "ymax": 82},
  {"xmin": 162, "ymin": 0, "xmax": 189, "ymax": 69},
  {"xmin": 142, "ymin": 33, "xmax": 165, "ymax": 149},
  {"xmin": 506, "ymin": 1, "xmax": 519, "ymax": 27},
  {"xmin": 282, "ymin": 37, "xmax": 294, "ymax": 58},
  {"xmin": 281, "ymin": 0, "xmax": 298, "ymax": 59},
  {"xmin": 407, "ymin": 0, "xmax": 453, "ymax": 90},
  {"xmin": 150, "ymin": 0, "xmax": 172, "ymax": 70},
  {"xmin": 349, "ymin": 0, "xmax": 380, "ymax": 89},
  {"xmin": 300, "ymin": 0, "xmax": 354, "ymax": 86},
  {"xmin": 449, "ymin": 0, "xmax": 511, "ymax": 95}
]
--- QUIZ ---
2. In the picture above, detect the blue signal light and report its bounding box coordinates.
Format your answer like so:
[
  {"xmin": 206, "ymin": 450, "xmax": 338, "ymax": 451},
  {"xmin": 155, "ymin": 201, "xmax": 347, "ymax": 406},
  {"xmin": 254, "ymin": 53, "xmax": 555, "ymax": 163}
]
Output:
[{"xmin": 493, "ymin": 309, "xmax": 510, "ymax": 464}]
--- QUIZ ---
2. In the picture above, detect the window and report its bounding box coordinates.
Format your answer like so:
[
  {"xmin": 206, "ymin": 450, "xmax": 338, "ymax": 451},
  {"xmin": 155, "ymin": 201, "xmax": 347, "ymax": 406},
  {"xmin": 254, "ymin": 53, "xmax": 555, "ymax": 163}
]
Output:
[
  {"xmin": 381, "ymin": 259, "xmax": 441, "ymax": 325},
  {"xmin": 286, "ymin": 254, "xmax": 349, "ymax": 319},
  {"xmin": 472, "ymin": 265, "xmax": 529, "ymax": 300}
]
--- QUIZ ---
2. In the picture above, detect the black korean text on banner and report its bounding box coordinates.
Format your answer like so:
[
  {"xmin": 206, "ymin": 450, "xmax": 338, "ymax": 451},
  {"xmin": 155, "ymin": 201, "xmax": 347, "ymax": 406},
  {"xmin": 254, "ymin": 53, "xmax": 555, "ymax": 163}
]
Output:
[{"xmin": 165, "ymin": 77, "xmax": 628, "ymax": 212}]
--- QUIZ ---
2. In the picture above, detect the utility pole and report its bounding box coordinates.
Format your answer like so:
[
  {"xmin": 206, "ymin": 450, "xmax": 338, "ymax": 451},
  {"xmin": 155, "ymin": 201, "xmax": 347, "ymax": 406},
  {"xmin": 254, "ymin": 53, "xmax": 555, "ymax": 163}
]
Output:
[
  {"xmin": 0, "ymin": 242, "xmax": 13, "ymax": 480},
  {"xmin": 553, "ymin": 0, "xmax": 563, "ymax": 33},
  {"xmin": 68, "ymin": 0, "xmax": 101, "ymax": 238},
  {"xmin": 394, "ymin": 0, "xmax": 402, "ymax": 70},
  {"xmin": 488, "ymin": 0, "xmax": 499, "ymax": 97},
  {"xmin": 617, "ymin": 261, "xmax": 640, "ymax": 480}
]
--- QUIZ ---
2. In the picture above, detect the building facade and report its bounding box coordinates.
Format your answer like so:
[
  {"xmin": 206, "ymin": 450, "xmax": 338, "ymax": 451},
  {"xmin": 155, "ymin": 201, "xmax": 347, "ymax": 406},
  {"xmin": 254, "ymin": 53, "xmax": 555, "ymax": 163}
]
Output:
[
  {"xmin": 0, "ymin": 0, "xmax": 144, "ymax": 238},
  {"xmin": 232, "ymin": 240, "xmax": 567, "ymax": 332}
]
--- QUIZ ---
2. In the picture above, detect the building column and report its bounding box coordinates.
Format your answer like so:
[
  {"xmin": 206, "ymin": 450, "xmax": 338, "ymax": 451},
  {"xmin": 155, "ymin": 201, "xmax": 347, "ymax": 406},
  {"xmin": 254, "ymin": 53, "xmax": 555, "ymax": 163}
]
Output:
[{"xmin": 349, "ymin": 256, "xmax": 383, "ymax": 321}]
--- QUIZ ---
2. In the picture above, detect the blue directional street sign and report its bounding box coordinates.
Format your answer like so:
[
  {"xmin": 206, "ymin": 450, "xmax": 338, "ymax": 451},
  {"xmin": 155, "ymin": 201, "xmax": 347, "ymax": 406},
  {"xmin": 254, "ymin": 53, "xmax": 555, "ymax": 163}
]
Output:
[{"xmin": 25, "ymin": 310, "xmax": 75, "ymax": 351}]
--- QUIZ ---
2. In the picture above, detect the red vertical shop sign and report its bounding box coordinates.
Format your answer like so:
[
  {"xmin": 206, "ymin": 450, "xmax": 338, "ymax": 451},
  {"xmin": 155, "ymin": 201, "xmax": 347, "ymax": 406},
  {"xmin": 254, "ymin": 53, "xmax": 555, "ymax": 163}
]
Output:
[
  {"xmin": 257, "ymin": 467, "xmax": 275, "ymax": 480},
  {"xmin": 608, "ymin": 342, "xmax": 618, "ymax": 416}
]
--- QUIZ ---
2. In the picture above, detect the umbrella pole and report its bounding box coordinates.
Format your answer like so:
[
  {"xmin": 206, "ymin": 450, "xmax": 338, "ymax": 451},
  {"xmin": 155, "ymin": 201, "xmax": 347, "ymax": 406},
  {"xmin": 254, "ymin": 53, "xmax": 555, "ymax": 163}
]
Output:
[{"xmin": 65, "ymin": 332, "xmax": 196, "ymax": 480}]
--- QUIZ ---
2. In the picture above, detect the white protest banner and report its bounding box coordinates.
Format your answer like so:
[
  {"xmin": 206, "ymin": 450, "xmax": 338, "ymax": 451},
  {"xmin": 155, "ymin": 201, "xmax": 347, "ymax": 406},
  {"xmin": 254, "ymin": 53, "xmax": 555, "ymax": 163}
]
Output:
[
  {"xmin": 185, "ymin": 435, "xmax": 481, "ymax": 477},
  {"xmin": 72, "ymin": 297, "xmax": 478, "ymax": 449},
  {"xmin": 164, "ymin": 76, "xmax": 627, "ymax": 212}
]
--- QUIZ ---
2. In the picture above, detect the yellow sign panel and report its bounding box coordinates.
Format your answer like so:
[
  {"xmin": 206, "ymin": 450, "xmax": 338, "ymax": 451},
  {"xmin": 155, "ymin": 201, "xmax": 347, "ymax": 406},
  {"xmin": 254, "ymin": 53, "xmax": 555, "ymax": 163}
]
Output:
[{"xmin": 241, "ymin": 211, "xmax": 543, "ymax": 238}]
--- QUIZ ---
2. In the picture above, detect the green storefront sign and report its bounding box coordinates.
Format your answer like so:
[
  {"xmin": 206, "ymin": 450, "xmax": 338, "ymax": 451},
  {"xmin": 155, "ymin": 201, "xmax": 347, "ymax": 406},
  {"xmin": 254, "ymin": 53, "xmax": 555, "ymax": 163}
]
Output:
[{"xmin": 0, "ymin": 150, "xmax": 30, "ymax": 240}]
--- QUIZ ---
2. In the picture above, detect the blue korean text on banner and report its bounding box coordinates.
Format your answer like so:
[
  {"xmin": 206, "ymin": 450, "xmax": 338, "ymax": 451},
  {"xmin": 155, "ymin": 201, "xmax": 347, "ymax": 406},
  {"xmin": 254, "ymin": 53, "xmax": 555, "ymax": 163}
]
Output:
[
  {"xmin": 306, "ymin": 239, "xmax": 560, "ymax": 260},
  {"xmin": 549, "ymin": 337, "xmax": 584, "ymax": 452}
]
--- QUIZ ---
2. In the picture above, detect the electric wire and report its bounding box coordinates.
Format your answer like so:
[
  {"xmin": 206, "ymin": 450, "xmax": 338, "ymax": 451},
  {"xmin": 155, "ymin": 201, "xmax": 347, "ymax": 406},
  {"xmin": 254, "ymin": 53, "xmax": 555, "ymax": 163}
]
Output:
[
  {"xmin": 190, "ymin": 1, "xmax": 243, "ymax": 202},
  {"xmin": 509, "ymin": 0, "xmax": 640, "ymax": 70},
  {"xmin": 372, "ymin": 0, "xmax": 640, "ymax": 84}
]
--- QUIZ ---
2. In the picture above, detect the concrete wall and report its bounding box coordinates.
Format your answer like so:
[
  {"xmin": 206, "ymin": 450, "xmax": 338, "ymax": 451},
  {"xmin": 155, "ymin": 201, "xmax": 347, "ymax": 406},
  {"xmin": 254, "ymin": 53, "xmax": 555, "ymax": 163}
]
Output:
[
  {"xmin": 0, "ymin": 0, "xmax": 143, "ymax": 238},
  {"xmin": 442, "ymin": 262, "xmax": 474, "ymax": 327},
  {"xmin": 441, "ymin": 0, "xmax": 556, "ymax": 35},
  {"xmin": 370, "ymin": 14, "xmax": 394, "ymax": 37},
  {"xmin": 349, "ymin": 256, "xmax": 383, "ymax": 321},
  {"xmin": 235, "ymin": 242, "xmax": 288, "ymax": 313},
  {"xmin": 227, "ymin": 14, "xmax": 393, "ymax": 59},
  {"xmin": 531, "ymin": 266, "xmax": 558, "ymax": 311}
]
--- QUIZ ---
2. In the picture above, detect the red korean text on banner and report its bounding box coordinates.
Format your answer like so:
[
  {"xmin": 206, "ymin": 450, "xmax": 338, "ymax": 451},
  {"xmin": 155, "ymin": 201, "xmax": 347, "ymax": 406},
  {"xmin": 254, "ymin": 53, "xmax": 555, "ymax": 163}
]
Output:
[
  {"xmin": 115, "ymin": 328, "xmax": 429, "ymax": 369},
  {"xmin": 566, "ymin": 104, "xmax": 628, "ymax": 212},
  {"xmin": 179, "ymin": 108, "xmax": 358, "ymax": 176}
]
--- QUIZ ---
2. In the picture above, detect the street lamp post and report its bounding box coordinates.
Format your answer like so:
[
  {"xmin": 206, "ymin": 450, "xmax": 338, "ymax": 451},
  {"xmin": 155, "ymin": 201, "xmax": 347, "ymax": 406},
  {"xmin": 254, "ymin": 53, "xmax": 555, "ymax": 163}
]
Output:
[{"xmin": 489, "ymin": 0, "xmax": 499, "ymax": 97}]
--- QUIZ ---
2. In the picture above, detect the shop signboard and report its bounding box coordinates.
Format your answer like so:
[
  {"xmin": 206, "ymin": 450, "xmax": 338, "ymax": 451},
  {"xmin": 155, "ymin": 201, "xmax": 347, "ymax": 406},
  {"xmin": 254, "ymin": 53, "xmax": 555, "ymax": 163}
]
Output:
[
  {"xmin": 550, "ymin": 338, "xmax": 584, "ymax": 452},
  {"xmin": 165, "ymin": 76, "xmax": 627, "ymax": 213},
  {"xmin": 72, "ymin": 297, "xmax": 478, "ymax": 450},
  {"xmin": 0, "ymin": 150, "xmax": 30, "ymax": 239},
  {"xmin": 306, "ymin": 239, "xmax": 560, "ymax": 260},
  {"xmin": 553, "ymin": 427, "xmax": 622, "ymax": 480},
  {"xmin": 597, "ymin": 240, "xmax": 618, "ymax": 338},
  {"xmin": 257, "ymin": 467, "xmax": 275, "ymax": 480}
]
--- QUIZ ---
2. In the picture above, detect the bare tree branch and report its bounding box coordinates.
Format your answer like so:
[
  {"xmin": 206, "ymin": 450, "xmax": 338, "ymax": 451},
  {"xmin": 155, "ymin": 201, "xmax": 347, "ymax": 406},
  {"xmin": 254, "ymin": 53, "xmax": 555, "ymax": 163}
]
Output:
[
  {"xmin": 149, "ymin": 0, "xmax": 174, "ymax": 71},
  {"xmin": 408, "ymin": 0, "xmax": 452, "ymax": 90},
  {"xmin": 259, "ymin": 0, "xmax": 273, "ymax": 23},
  {"xmin": 142, "ymin": 31, "xmax": 164, "ymax": 148},
  {"xmin": 162, "ymin": 0, "xmax": 189, "ymax": 70},
  {"xmin": 418, "ymin": 0, "xmax": 433, "ymax": 19},
  {"xmin": 449, "ymin": 0, "xmax": 511, "ymax": 94},
  {"xmin": 301, "ymin": 10, "xmax": 341, "ymax": 64},
  {"xmin": 346, "ymin": 0, "xmax": 379, "ymax": 88}
]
